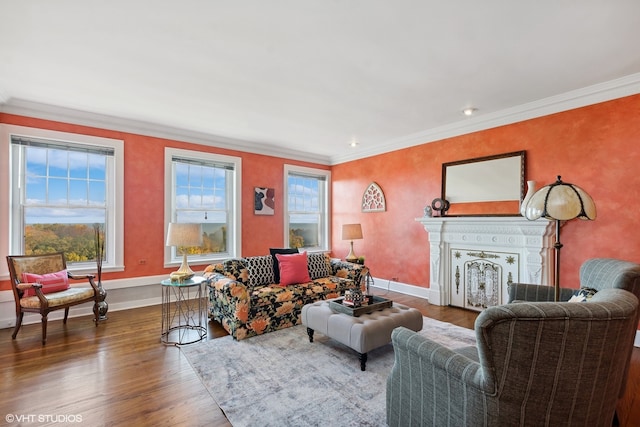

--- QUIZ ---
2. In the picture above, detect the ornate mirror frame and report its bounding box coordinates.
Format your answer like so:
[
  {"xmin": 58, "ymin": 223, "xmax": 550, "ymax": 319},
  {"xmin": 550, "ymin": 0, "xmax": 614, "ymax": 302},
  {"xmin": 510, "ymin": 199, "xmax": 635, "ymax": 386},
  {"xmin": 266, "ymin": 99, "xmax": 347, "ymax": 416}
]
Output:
[{"xmin": 441, "ymin": 150, "xmax": 526, "ymax": 216}]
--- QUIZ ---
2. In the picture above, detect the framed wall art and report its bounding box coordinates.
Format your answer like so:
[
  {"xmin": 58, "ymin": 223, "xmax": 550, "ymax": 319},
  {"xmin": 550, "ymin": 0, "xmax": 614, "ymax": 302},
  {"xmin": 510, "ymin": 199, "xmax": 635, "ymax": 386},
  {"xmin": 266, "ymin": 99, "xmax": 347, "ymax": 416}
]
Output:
[{"xmin": 254, "ymin": 187, "xmax": 275, "ymax": 215}]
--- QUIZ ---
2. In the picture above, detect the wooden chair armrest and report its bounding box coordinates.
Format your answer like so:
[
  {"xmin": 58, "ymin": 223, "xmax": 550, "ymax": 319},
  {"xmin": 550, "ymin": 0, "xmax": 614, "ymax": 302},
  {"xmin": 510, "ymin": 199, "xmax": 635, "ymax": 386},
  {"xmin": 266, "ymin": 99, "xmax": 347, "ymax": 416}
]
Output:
[
  {"xmin": 16, "ymin": 282, "xmax": 42, "ymax": 290},
  {"xmin": 67, "ymin": 272, "xmax": 100, "ymax": 293},
  {"xmin": 68, "ymin": 272, "xmax": 95, "ymax": 280},
  {"xmin": 15, "ymin": 283, "xmax": 49, "ymax": 306}
]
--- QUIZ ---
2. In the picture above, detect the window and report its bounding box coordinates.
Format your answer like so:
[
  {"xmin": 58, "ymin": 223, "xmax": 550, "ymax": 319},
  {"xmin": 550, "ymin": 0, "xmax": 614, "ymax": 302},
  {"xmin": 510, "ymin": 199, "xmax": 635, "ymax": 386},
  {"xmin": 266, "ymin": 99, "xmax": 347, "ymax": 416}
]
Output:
[
  {"xmin": 284, "ymin": 165, "xmax": 331, "ymax": 251},
  {"xmin": 165, "ymin": 148, "xmax": 241, "ymax": 266},
  {"xmin": 5, "ymin": 125, "xmax": 124, "ymax": 274}
]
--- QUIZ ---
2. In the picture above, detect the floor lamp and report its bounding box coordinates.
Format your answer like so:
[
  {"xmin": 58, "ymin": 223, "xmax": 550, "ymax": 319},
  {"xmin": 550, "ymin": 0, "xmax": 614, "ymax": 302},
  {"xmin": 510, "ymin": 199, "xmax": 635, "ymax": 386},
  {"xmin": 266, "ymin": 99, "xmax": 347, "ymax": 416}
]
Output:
[{"xmin": 524, "ymin": 176, "xmax": 596, "ymax": 301}]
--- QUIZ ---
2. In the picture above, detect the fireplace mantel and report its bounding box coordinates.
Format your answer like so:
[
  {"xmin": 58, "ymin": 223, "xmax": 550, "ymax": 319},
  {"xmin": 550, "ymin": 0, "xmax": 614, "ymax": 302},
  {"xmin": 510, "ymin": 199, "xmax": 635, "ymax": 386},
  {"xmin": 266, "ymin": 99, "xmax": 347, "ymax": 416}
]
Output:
[{"xmin": 416, "ymin": 216, "xmax": 555, "ymax": 307}]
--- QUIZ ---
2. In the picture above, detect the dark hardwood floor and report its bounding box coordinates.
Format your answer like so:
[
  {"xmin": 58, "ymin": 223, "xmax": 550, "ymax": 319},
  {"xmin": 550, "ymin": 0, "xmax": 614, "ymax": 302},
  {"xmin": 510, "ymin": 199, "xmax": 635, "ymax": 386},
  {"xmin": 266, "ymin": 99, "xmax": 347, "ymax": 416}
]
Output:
[{"xmin": 1, "ymin": 289, "xmax": 638, "ymax": 426}]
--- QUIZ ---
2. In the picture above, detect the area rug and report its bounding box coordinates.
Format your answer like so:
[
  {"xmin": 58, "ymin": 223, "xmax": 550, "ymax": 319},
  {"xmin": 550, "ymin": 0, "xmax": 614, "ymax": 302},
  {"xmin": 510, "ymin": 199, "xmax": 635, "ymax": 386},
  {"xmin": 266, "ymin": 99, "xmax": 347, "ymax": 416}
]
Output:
[{"xmin": 181, "ymin": 317, "xmax": 476, "ymax": 427}]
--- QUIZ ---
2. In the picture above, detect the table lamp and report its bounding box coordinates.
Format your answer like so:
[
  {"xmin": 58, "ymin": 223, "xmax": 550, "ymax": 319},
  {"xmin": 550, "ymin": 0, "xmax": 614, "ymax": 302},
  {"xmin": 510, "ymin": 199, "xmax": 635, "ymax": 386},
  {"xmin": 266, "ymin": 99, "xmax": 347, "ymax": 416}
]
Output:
[
  {"xmin": 166, "ymin": 222, "xmax": 203, "ymax": 279},
  {"xmin": 524, "ymin": 176, "xmax": 596, "ymax": 301},
  {"xmin": 342, "ymin": 223, "xmax": 363, "ymax": 262}
]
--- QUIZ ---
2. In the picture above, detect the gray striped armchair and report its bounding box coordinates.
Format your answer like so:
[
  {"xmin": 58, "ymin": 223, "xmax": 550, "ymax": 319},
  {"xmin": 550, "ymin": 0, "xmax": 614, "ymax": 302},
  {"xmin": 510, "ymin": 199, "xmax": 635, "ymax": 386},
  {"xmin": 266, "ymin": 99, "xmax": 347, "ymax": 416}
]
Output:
[
  {"xmin": 508, "ymin": 257, "xmax": 640, "ymax": 400},
  {"xmin": 386, "ymin": 288, "xmax": 638, "ymax": 427},
  {"xmin": 507, "ymin": 258, "xmax": 640, "ymax": 306}
]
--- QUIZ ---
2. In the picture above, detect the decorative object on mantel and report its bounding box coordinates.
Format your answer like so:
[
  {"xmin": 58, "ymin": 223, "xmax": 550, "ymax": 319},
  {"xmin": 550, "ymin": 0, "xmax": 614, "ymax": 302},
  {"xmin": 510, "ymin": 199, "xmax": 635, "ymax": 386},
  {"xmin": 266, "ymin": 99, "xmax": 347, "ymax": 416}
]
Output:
[
  {"xmin": 342, "ymin": 223, "xmax": 363, "ymax": 262},
  {"xmin": 431, "ymin": 198, "xmax": 450, "ymax": 216},
  {"xmin": 166, "ymin": 222, "xmax": 204, "ymax": 281},
  {"xmin": 519, "ymin": 180, "xmax": 536, "ymax": 217},
  {"xmin": 423, "ymin": 204, "xmax": 432, "ymax": 217},
  {"xmin": 361, "ymin": 182, "xmax": 386, "ymax": 212},
  {"xmin": 524, "ymin": 176, "xmax": 597, "ymax": 301},
  {"xmin": 93, "ymin": 224, "xmax": 108, "ymax": 320}
]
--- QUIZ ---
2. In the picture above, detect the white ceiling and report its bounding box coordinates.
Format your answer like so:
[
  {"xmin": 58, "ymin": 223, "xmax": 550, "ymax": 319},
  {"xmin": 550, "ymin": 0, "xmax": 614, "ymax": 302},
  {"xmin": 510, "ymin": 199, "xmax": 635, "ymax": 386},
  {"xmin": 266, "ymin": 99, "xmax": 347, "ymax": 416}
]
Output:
[{"xmin": 2, "ymin": 0, "xmax": 640, "ymax": 165}]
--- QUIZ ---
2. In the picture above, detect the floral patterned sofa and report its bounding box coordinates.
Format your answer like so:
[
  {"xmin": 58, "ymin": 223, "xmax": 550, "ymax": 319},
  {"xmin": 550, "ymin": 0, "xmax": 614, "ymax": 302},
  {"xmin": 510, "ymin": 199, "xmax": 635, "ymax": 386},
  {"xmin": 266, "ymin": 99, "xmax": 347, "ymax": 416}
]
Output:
[{"xmin": 204, "ymin": 252, "xmax": 368, "ymax": 340}]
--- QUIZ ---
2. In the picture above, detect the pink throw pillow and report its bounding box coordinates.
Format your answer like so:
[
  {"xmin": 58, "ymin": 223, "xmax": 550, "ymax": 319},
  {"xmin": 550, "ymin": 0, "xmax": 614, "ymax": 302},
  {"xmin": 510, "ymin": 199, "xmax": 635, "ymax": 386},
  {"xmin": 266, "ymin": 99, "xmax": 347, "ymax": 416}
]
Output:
[
  {"xmin": 21, "ymin": 270, "xmax": 70, "ymax": 297},
  {"xmin": 275, "ymin": 252, "xmax": 311, "ymax": 286}
]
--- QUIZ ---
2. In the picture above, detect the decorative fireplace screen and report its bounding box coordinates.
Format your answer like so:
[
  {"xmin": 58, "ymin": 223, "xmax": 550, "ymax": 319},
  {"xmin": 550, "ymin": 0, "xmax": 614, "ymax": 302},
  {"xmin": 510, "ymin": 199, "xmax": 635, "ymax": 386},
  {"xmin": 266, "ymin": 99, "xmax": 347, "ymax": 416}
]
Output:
[{"xmin": 450, "ymin": 249, "xmax": 519, "ymax": 311}]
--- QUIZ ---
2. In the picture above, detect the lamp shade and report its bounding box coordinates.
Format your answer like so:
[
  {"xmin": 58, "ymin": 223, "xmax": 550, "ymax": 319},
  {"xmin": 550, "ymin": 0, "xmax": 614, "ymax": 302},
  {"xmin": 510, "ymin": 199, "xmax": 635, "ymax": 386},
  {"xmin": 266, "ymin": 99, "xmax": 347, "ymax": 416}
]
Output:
[
  {"xmin": 525, "ymin": 176, "xmax": 596, "ymax": 221},
  {"xmin": 342, "ymin": 224, "xmax": 363, "ymax": 240},
  {"xmin": 166, "ymin": 223, "xmax": 203, "ymax": 247}
]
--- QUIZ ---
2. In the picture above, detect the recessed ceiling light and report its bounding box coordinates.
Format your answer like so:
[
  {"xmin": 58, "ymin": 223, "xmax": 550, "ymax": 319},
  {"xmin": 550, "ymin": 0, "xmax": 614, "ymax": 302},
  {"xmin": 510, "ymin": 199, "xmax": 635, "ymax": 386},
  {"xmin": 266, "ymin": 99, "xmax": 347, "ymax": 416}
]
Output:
[
  {"xmin": 350, "ymin": 139, "xmax": 359, "ymax": 148},
  {"xmin": 463, "ymin": 107, "xmax": 477, "ymax": 116}
]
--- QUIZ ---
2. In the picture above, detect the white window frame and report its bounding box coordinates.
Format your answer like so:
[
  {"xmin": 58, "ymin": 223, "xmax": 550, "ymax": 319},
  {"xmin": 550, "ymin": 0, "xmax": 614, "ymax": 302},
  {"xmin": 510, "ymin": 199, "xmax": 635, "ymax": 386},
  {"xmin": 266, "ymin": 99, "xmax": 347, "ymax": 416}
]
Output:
[
  {"xmin": 1, "ymin": 124, "xmax": 125, "ymax": 278},
  {"xmin": 164, "ymin": 147, "xmax": 242, "ymax": 267},
  {"xmin": 284, "ymin": 164, "xmax": 331, "ymax": 251}
]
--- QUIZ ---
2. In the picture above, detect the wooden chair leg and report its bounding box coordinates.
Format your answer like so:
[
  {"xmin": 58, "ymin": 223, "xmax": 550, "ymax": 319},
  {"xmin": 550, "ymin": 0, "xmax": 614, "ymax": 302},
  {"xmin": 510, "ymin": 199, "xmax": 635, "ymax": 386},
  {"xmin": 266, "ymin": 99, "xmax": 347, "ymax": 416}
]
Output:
[
  {"xmin": 12, "ymin": 312, "xmax": 24, "ymax": 339},
  {"xmin": 63, "ymin": 307, "xmax": 70, "ymax": 324},
  {"xmin": 41, "ymin": 314, "xmax": 49, "ymax": 345}
]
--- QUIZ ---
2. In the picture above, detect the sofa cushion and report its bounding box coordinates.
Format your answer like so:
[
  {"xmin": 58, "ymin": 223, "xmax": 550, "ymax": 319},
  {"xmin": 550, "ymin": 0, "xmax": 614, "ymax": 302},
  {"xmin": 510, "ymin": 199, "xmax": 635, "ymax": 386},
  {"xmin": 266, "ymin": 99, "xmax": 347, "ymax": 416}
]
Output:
[
  {"xmin": 21, "ymin": 270, "xmax": 70, "ymax": 297},
  {"xmin": 269, "ymin": 248, "xmax": 299, "ymax": 284},
  {"xmin": 249, "ymin": 276, "xmax": 355, "ymax": 309},
  {"xmin": 20, "ymin": 287, "xmax": 95, "ymax": 308},
  {"xmin": 307, "ymin": 252, "xmax": 332, "ymax": 280},
  {"xmin": 276, "ymin": 252, "xmax": 311, "ymax": 286},
  {"xmin": 247, "ymin": 256, "xmax": 275, "ymax": 287}
]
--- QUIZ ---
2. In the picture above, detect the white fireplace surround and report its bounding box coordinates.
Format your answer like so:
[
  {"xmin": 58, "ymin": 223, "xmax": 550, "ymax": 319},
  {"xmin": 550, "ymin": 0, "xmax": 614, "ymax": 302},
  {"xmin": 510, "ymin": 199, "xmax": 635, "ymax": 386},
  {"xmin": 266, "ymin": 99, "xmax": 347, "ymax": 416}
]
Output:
[{"xmin": 416, "ymin": 216, "xmax": 555, "ymax": 307}]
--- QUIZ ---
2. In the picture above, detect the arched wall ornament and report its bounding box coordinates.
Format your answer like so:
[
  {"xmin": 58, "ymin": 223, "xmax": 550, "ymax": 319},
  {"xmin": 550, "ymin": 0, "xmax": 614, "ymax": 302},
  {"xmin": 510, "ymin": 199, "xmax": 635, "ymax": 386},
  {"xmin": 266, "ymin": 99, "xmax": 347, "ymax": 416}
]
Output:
[{"xmin": 362, "ymin": 182, "xmax": 386, "ymax": 212}]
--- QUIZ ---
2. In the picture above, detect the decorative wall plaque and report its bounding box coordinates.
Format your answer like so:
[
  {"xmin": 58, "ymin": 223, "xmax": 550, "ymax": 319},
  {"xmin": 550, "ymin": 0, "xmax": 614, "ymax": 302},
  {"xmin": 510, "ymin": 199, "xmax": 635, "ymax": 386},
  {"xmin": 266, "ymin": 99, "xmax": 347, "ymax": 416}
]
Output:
[{"xmin": 361, "ymin": 182, "xmax": 386, "ymax": 212}]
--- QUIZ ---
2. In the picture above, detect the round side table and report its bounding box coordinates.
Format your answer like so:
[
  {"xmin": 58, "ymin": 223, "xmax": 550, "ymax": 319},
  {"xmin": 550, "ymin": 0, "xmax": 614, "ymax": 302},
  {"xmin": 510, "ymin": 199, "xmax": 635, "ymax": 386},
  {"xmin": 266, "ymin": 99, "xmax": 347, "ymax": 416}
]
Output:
[{"xmin": 160, "ymin": 276, "xmax": 207, "ymax": 346}]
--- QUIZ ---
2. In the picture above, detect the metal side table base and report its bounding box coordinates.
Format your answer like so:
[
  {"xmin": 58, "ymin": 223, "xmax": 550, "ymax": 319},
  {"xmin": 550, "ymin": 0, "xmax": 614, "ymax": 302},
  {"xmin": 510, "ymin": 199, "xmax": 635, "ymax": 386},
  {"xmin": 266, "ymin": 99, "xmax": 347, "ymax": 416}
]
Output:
[{"xmin": 160, "ymin": 276, "xmax": 207, "ymax": 346}]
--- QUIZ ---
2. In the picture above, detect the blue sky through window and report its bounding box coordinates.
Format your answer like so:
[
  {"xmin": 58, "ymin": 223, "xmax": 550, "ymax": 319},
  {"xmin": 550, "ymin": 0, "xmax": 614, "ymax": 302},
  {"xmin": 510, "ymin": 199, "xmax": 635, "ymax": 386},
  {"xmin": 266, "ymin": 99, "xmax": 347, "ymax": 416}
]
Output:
[
  {"xmin": 288, "ymin": 175, "xmax": 320, "ymax": 224},
  {"xmin": 174, "ymin": 161, "xmax": 228, "ymax": 223},
  {"xmin": 24, "ymin": 146, "xmax": 107, "ymax": 224}
]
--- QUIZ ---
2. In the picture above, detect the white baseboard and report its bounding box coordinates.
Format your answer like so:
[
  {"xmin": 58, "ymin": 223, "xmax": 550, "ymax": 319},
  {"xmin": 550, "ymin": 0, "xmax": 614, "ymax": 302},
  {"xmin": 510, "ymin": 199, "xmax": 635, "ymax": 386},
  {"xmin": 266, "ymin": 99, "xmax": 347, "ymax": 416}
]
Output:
[
  {"xmin": 370, "ymin": 276, "xmax": 429, "ymax": 300},
  {"xmin": 0, "ymin": 273, "xmax": 188, "ymax": 329},
  {"xmin": 3, "ymin": 275, "xmax": 640, "ymax": 348}
]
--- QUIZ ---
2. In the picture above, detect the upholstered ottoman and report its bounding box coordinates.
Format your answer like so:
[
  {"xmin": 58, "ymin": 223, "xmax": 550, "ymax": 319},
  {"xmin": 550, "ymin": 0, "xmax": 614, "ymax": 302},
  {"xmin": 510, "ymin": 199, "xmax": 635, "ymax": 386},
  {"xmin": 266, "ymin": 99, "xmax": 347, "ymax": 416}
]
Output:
[{"xmin": 301, "ymin": 299, "xmax": 423, "ymax": 371}]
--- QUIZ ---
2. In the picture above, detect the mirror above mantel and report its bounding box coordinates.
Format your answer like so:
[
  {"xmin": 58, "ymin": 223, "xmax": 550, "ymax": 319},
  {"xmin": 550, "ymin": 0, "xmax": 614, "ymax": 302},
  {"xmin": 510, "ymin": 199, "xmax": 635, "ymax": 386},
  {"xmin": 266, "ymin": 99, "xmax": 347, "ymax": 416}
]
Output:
[{"xmin": 441, "ymin": 151, "xmax": 526, "ymax": 216}]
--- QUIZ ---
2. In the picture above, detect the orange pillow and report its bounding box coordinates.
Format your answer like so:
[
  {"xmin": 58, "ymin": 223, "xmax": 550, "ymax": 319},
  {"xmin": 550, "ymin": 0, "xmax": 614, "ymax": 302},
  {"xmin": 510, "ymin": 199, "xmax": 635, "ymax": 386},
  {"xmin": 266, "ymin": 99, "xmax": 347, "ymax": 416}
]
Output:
[
  {"xmin": 275, "ymin": 252, "xmax": 311, "ymax": 286},
  {"xmin": 21, "ymin": 270, "xmax": 70, "ymax": 297}
]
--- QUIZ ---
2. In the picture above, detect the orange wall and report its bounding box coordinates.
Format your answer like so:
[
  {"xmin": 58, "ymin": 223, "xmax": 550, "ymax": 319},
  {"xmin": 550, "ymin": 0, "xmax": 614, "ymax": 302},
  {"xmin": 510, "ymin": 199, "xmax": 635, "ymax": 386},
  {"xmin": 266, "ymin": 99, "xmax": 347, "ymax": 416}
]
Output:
[
  {"xmin": 2, "ymin": 93, "xmax": 639, "ymax": 295},
  {"xmin": 0, "ymin": 113, "xmax": 327, "ymax": 290},
  {"xmin": 332, "ymin": 94, "xmax": 640, "ymax": 290}
]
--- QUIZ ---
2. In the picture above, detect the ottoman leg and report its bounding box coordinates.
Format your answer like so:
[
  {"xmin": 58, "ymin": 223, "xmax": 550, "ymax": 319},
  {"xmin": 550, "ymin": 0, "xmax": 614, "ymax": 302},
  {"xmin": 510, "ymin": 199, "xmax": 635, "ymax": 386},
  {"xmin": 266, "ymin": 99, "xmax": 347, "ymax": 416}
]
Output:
[
  {"xmin": 359, "ymin": 352, "xmax": 367, "ymax": 371},
  {"xmin": 306, "ymin": 327, "xmax": 314, "ymax": 343}
]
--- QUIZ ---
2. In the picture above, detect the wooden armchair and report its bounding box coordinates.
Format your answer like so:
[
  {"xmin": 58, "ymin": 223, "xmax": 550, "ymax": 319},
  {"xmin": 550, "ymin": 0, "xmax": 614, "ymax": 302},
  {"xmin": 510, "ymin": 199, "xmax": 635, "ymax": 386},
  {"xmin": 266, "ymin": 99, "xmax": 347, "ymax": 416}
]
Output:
[{"xmin": 7, "ymin": 252, "xmax": 106, "ymax": 344}]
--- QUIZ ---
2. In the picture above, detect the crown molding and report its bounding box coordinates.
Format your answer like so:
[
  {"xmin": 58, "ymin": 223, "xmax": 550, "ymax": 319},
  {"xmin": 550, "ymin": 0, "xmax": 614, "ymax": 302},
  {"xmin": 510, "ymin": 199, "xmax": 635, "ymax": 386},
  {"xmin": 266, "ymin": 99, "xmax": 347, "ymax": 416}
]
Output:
[
  {"xmin": 330, "ymin": 72, "xmax": 640, "ymax": 165},
  {"xmin": 2, "ymin": 73, "xmax": 639, "ymax": 167},
  {"xmin": 0, "ymin": 99, "xmax": 332, "ymax": 166}
]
